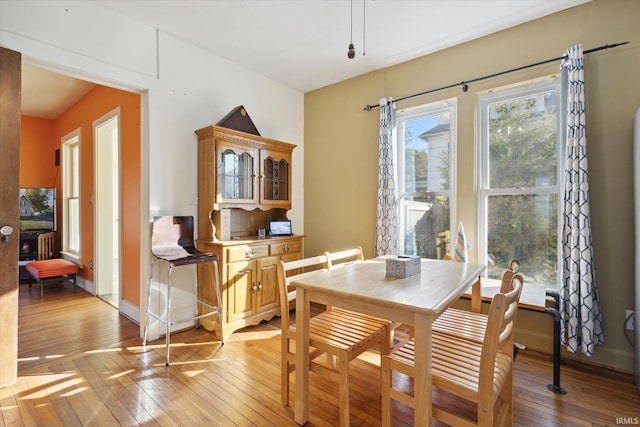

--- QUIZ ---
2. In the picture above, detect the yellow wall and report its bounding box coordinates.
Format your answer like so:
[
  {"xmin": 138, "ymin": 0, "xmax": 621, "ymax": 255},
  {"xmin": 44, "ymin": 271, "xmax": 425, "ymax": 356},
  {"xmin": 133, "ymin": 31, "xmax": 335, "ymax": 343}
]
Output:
[{"xmin": 304, "ymin": 0, "xmax": 640, "ymax": 371}]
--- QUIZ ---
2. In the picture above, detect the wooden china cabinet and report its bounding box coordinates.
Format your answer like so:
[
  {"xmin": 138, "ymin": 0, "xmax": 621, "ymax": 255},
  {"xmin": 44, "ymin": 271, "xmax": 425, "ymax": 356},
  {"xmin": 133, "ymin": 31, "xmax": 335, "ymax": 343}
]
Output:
[{"xmin": 194, "ymin": 125, "xmax": 302, "ymax": 339}]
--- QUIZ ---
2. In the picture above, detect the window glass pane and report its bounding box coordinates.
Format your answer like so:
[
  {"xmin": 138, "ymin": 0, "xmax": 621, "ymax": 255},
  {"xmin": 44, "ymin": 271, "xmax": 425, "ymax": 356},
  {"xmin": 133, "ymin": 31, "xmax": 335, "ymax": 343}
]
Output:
[
  {"xmin": 402, "ymin": 112, "xmax": 451, "ymax": 192},
  {"xmin": 487, "ymin": 193, "xmax": 557, "ymax": 287},
  {"xmin": 68, "ymin": 197, "xmax": 80, "ymax": 254},
  {"xmin": 72, "ymin": 144, "xmax": 80, "ymax": 197},
  {"xmin": 399, "ymin": 195, "xmax": 450, "ymax": 259},
  {"xmin": 487, "ymin": 90, "xmax": 558, "ymax": 189}
]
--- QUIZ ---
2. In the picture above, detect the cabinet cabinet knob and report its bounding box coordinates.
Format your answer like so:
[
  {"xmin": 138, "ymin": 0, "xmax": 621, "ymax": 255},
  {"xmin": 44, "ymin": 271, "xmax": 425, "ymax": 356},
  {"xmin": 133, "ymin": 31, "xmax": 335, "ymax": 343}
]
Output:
[
  {"xmin": 283, "ymin": 245, "xmax": 290, "ymax": 252},
  {"xmin": 245, "ymin": 249, "xmax": 255, "ymax": 258},
  {"xmin": 257, "ymin": 281, "xmax": 263, "ymax": 291},
  {"xmin": 252, "ymin": 283, "xmax": 258, "ymax": 292}
]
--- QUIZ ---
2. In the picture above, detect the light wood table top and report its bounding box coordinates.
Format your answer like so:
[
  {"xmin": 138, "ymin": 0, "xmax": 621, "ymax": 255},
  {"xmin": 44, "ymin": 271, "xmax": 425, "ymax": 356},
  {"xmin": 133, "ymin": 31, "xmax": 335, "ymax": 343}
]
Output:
[{"xmin": 290, "ymin": 257, "xmax": 486, "ymax": 426}]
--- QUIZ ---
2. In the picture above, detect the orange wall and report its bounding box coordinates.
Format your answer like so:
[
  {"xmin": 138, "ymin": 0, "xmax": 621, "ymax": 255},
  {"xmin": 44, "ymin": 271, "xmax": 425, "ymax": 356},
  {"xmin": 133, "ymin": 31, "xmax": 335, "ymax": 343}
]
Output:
[
  {"xmin": 20, "ymin": 116, "xmax": 57, "ymax": 187},
  {"xmin": 21, "ymin": 85, "xmax": 141, "ymax": 306},
  {"xmin": 20, "ymin": 116, "xmax": 61, "ymax": 252}
]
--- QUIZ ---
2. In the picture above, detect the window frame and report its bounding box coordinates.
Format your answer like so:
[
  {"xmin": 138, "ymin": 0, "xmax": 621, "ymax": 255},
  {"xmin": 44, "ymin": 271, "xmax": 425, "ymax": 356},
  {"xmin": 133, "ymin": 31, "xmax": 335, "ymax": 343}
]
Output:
[
  {"xmin": 61, "ymin": 129, "xmax": 82, "ymax": 263},
  {"xmin": 395, "ymin": 99, "xmax": 457, "ymax": 258},
  {"xmin": 477, "ymin": 76, "xmax": 565, "ymax": 290}
]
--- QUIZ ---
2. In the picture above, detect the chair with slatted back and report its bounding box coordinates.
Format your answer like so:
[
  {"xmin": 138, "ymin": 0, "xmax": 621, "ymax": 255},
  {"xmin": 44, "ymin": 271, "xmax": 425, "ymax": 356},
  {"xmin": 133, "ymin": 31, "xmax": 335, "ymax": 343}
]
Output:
[
  {"xmin": 381, "ymin": 273, "xmax": 523, "ymax": 427},
  {"xmin": 143, "ymin": 216, "xmax": 224, "ymax": 366},
  {"xmin": 438, "ymin": 260, "xmax": 526, "ymax": 361},
  {"xmin": 432, "ymin": 259, "xmax": 521, "ymax": 345},
  {"xmin": 37, "ymin": 232, "xmax": 54, "ymax": 260},
  {"xmin": 324, "ymin": 246, "xmax": 364, "ymax": 269},
  {"xmin": 325, "ymin": 247, "xmax": 398, "ymax": 349},
  {"xmin": 278, "ymin": 256, "xmax": 391, "ymax": 427}
]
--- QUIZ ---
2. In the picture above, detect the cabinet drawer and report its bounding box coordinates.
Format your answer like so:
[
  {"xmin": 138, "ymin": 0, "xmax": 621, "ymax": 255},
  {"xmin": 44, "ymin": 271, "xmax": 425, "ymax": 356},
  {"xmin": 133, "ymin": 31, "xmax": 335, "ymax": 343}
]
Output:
[
  {"xmin": 227, "ymin": 245, "xmax": 269, "ymax": 262},
  {"xmin": 270, "ymin": 240, "xmax": 301, "ymax": 256}
]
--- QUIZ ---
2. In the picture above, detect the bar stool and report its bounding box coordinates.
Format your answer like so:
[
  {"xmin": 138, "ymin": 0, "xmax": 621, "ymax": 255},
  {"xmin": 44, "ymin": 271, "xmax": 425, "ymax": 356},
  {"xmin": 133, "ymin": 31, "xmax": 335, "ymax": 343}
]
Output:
[{"xmin": 143, "ymin": 216, "xmax": 224, "ymax": 365}]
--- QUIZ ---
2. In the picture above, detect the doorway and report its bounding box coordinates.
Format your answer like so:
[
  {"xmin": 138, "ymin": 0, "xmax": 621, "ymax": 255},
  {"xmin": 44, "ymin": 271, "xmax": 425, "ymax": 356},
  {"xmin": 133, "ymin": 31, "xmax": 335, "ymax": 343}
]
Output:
[{"xmin": 94, "ymin": 108, "xmax": 121, "ymax": 308}]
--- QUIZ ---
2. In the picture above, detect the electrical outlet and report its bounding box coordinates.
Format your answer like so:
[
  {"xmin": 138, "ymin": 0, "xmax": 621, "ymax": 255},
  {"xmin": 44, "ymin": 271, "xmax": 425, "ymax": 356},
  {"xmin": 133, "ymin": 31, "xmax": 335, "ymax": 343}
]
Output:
[{"xmin": 626, "ymin": 310, "xmax": 635, "ymax": 331}]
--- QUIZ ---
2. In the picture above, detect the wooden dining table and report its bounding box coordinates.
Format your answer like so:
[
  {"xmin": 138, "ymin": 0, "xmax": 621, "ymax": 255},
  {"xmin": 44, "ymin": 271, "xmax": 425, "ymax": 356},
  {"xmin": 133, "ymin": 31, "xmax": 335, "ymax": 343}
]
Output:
[{"xmin": 290, "ymin": 256, "xmax": 486, "ymax": 426}]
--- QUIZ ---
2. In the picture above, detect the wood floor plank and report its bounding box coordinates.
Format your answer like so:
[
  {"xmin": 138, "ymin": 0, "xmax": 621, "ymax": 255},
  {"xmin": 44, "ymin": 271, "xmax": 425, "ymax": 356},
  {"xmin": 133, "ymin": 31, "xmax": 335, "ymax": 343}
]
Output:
[{"xmin": 5, "ymin": 282, "xmax": 640, "ymax": 426}]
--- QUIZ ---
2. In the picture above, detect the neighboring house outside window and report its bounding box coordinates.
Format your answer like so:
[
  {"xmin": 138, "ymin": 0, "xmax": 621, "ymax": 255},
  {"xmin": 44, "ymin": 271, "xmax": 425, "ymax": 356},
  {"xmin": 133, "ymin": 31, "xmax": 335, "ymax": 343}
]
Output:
[
  {"xmin": 396, "ymin": 100, "xmax": 456, "ymax": 259},
  {"xmin": 61, "ymin": 129, "xmax": 81, "ymax": 262},
  {"xmin": 478, "ymin": 77, "xmax": 563, "ymax": 289}
]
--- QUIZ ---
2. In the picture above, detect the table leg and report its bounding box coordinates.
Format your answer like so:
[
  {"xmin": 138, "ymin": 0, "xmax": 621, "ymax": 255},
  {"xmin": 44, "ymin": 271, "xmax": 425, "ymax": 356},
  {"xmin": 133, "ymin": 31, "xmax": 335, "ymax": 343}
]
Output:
[
  {"xmin": 295, "ymin": 287, "xmax": 310, "ymax": 425},
  {"xmin": 413, "ymin": 312, "xmax": 433, "ymax": 426},
  {"xmin": 471, "ymin": 276, "xmax": 482, "ymax": 313}
]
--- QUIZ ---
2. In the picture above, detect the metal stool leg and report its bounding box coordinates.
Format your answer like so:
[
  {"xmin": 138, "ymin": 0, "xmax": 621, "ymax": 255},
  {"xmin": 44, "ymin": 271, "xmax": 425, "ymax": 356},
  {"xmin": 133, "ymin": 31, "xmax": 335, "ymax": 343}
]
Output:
[
  {"xmin": 165, "ymin": 265, "xmax": 173, "ymax": 366},
  {"xmin": 142, "ymin": 259, "xmax": 155, "ymax": 347},
  {"xmin": 143, "ymin": 256, "xmax": 224, "ymax": 366},
  {"xmin": 208, "ymin": 260, "xmax": 224, "ymax": 344},
  {"xmin": 211, "ymin": 260, "xmax": 224, "ymax": 343}
]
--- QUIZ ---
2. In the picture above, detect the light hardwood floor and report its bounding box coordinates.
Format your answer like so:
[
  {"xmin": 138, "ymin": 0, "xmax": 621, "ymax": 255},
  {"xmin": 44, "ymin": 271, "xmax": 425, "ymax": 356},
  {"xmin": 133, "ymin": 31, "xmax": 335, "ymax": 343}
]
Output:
[{"xmin": 1, "ymin": 280, "xmax": 639, "ymax": 426}]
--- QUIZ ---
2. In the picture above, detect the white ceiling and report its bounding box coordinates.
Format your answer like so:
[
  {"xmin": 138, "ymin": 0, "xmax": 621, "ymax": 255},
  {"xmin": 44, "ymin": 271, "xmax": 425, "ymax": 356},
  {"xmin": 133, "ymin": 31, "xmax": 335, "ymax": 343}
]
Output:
[
  {"xmin": 22, "ymin": 65, "xmax": 97, "ymax": 120},
  {"xmin": 22, "ymin": 0, "xmax": 590, "ymax": 119}
]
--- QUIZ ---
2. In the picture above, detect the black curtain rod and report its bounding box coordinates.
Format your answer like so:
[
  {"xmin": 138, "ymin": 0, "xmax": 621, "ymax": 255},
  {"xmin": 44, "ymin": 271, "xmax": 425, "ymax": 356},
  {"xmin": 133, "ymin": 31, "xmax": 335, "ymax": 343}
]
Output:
[{"xmin": 363, "ymin": 42, "xmax": 629, "ymax": 111}]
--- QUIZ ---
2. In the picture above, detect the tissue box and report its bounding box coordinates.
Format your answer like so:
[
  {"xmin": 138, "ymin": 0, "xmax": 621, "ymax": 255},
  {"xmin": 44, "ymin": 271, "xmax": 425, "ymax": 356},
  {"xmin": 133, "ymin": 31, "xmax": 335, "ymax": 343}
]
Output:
[{"xmin": 386, "ymin": 255, "xmax": 421, "ymax": 278}]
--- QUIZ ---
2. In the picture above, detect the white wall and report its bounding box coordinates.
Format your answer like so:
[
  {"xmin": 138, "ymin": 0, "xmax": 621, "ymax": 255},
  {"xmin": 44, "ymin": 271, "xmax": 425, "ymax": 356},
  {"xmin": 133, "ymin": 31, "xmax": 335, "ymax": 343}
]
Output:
[
  {"xmin": 0, "ymin": 0, "xmax": 304, "ymax": 219},
  {"xmin": 0, "ymin": 0, "xmax": 304, "ymax": 335}
]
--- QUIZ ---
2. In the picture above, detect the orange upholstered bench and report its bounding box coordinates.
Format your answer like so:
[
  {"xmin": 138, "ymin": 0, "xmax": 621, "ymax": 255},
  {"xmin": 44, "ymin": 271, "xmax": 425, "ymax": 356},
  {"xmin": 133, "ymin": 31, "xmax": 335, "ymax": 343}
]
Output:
[{"xmin": 26, "ymin": 259, "xmax": 79, "ymax": 298}]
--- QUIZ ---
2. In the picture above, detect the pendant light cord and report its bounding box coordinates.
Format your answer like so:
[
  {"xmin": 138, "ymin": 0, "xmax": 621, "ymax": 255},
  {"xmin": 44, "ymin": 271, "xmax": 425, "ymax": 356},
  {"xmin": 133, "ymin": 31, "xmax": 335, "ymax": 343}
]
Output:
[
  {"xmin": 362, "ymin": 0, "xmax": 366, "ymax": 56},
  {"xmin": 350, "ymin": 0, "xmax": 353, "ymax": 45}
]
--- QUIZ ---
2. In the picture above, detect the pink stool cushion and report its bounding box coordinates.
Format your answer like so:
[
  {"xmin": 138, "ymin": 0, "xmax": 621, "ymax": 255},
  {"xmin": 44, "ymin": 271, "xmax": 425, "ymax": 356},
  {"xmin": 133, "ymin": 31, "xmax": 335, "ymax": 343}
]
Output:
[{"xmin": 26, "ymin": 259, "xmax": 79, "ymax": 279}]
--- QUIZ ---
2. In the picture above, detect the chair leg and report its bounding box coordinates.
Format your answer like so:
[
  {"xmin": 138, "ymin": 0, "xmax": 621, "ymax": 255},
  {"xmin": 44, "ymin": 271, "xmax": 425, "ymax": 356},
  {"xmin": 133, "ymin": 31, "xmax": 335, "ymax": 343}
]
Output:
[
  {"xmin": 40, "ymin": 279, "xmax": 44, "ymax": 299},
  {"xmin": 281, "ymin": 336, "xmax": 290, "ymax": 406},
  {"xmin": 477, "ymin": 393, "xmax": 494, "ymax": 426},
  {"xmin": 71, "ymin": 274, "xmax": 77, "ymax": 292},
  {"xmin": 499, "ymin": 365, "xmax": 515, "ymax": 426},
  {"xmin": 381, "ymin": 361, "xmax": 392, "ymax": 427},
  {"xmin": 338, "ymin": 357, "xmax": 350, "ymax": 427}
]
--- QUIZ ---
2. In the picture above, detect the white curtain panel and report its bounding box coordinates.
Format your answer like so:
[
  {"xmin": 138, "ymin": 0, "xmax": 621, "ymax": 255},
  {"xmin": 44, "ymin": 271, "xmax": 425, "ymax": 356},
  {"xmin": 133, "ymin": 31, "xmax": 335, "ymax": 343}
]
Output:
[
  {"xmin": 560, "ymin": 44, "xmax": 605, "ymax": 356},
  {"xmin": 375, "ymin": 98, "xmax": 399, "ymax": 256}
]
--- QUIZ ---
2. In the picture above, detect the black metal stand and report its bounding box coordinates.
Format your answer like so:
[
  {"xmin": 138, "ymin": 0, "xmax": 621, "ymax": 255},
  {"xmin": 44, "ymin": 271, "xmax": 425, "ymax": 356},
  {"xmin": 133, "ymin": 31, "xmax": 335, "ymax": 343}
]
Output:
[{"xmin": 544, "ymin": 290, "xmax": 567, "ymax": 394}]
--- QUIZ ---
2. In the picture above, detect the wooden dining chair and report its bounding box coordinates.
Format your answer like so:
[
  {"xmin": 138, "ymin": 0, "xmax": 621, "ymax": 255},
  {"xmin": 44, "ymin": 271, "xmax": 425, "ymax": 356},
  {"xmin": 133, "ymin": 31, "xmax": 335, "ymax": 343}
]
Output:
[
  {"xmin": 37, "ymin": 232, "xmax": 55, "ymax": 260},
  {"xmin": 432, "ymin": 259, "xmax": 521, "ymax": 345},
  {"xmin": 324, "ymin": 246, "xmax": 364, "ymax": 269},
  {"xmin": 381, "ymin": 273, "xmax": 523, "ymax": 427},
  {"xmin": 277, "ymin": 256, "xmax": 392, "ymax": 427}
]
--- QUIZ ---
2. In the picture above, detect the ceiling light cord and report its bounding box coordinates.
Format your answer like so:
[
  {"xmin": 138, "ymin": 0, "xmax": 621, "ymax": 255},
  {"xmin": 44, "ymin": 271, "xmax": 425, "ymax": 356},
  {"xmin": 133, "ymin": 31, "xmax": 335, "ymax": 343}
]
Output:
[
  {"xmin": 347, "ymin": 0, "xmax": 355, "ymax": 59},
  {"xmin": 362, "ymin": 0, "xmax": 366, "ymax": 56}
]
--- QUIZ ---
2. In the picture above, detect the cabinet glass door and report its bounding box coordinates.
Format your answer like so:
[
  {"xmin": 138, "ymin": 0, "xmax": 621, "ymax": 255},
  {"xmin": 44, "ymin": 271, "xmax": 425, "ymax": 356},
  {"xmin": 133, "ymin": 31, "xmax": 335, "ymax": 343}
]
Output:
[
  {"xmin": 221, "ymin": 149, "xmax": 254, "ymax": 200},
  {"xmin": 261, "ymin": 149, "xmax": 291, "ymax": 206},
  {"xmin": 263, "ymin": 157, "xmax": 289, "ymax": 201}
]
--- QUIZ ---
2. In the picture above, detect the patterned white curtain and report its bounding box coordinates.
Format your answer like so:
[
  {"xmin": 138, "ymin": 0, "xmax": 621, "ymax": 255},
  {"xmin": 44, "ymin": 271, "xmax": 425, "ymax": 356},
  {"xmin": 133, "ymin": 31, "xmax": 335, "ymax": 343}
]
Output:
[
  {"xmin": 559, "ymin": 44, "xmax": 605, "ymax": 355},
  {"xmin": 375, "ymin": 98, "xmax": 399, "ymax": 256}
]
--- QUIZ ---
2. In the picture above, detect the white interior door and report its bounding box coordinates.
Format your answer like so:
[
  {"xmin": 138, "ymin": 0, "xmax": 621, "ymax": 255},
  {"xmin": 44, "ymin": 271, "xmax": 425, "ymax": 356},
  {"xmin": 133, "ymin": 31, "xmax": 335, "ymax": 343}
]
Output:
[{"xmin": 94, "ymin": 108, "xmax": 121, "ymax": 308}]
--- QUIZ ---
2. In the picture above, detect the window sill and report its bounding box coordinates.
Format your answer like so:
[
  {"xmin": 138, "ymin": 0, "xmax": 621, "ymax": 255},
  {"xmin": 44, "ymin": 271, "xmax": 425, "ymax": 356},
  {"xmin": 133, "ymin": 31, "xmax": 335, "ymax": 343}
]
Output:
[
  {"xmin": 461, "ymin": 277, "xmax": 549, "ymax": 311},
  {"xmin": 60, "ymin": 252, "xmax": 82, "ymax": 268}
]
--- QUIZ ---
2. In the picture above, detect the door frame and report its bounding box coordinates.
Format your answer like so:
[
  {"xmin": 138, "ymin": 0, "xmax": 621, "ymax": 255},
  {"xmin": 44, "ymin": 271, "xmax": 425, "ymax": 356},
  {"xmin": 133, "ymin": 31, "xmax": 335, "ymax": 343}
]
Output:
[
  {"xmin": 18, "ymin": 56, "xmax": 150, "ymax": 333},
  {"xmin": 93, "ymin": 107, "xmax": 123, "ymax": 309},
  {"xmin": 0, "ymin": 46, "xmax": 21, "ymax": 387}
]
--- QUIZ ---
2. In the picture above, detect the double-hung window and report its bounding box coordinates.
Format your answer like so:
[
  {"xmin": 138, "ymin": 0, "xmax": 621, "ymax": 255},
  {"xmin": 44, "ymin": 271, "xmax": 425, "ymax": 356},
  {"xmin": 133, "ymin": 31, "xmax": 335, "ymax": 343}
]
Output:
[
  {"xmin": 396, "ymin": 100, "xmax": 456, "ymax": 259},
  {"xmin": 62, "ymin": 129, "xmax": 81, "ymax": 261},
  {"xmin": 478, "ymin": 77, "xmax": 563, "ymax": 289}
]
